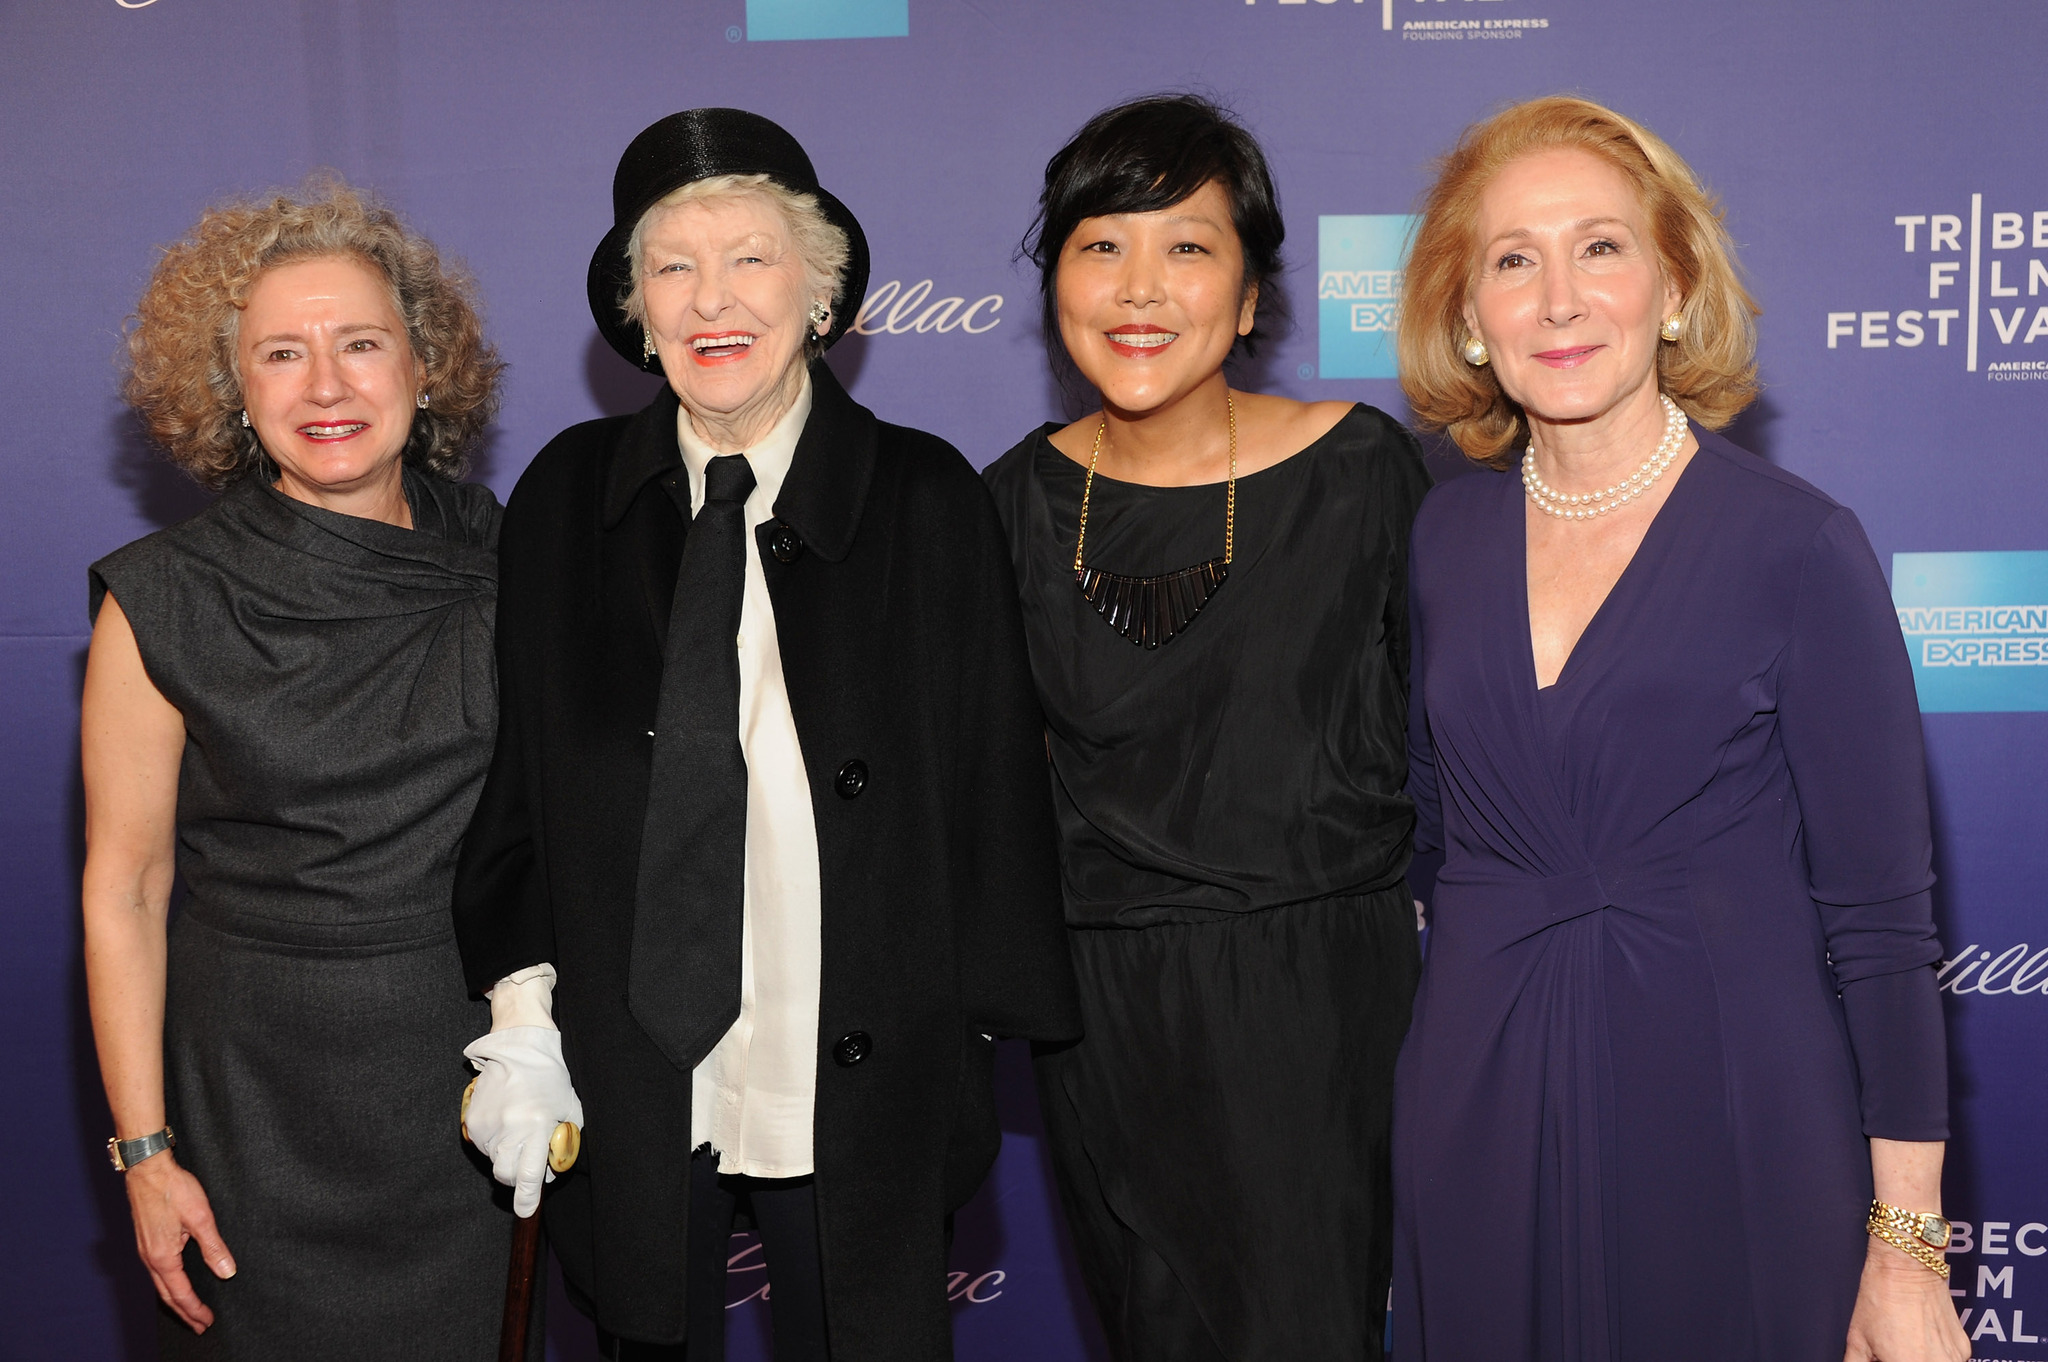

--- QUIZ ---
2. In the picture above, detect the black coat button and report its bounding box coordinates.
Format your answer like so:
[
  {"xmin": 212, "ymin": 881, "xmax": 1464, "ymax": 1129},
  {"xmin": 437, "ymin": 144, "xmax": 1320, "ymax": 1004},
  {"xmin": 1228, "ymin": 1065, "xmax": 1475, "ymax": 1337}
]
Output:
[
  {"xmin": 768, "ymin": 522, "xmax": 804, "ymax": 564},
  {"xmin": 832, "ymin": 1031, "xmax": 872, "ymax": 1067},
  {"xmin": 835, "ymin": 759, "xmax": 868, "ymax": 799}
]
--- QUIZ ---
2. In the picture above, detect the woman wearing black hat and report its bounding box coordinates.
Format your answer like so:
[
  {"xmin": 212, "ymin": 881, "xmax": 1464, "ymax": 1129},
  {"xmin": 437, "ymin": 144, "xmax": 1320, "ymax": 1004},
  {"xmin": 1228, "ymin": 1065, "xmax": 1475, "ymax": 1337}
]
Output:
[
  {"xmin": 983, "ymin": 95, "xmax": 1430, "ymax": 1361},
  {"xmin": 451, "ymin": 109, "xmax": 1079, "ymax": 1361}
]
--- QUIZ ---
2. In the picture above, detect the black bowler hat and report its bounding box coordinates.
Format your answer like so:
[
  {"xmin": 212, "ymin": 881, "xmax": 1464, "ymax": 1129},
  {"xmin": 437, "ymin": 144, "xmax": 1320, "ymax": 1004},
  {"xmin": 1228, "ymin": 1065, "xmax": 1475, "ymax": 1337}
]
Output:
[{"xmin": 587, "ymin": 108, "xmax": 871, "ymax": 372}]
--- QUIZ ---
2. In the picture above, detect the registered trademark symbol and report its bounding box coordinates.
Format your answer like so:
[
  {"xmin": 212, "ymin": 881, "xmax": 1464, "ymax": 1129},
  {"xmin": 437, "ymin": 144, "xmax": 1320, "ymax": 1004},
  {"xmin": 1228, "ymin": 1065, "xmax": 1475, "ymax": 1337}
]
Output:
[
  {"xmin": 726, "ymin": 24, "xmax": 742, "ymax": 41},
  {"xmin": 1297, "ymin": 363, "xmax": 1315, "ymax": 380}
]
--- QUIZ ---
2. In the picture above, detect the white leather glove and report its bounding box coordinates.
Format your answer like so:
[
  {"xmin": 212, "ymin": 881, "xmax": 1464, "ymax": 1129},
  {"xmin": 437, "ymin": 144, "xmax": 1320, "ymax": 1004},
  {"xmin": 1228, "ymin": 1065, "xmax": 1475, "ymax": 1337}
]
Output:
[{"xmin": 462, "ymin": 1026, "xmax": 584, "ymax": 1218}]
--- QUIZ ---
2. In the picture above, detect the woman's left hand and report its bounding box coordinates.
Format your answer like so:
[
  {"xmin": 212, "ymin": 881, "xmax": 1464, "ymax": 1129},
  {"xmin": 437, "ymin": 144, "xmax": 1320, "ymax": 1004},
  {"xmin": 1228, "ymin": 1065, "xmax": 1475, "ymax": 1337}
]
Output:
[{"xmin": 1842, "ymin": 1238, "xmax": 1970, "ymax": 1362}]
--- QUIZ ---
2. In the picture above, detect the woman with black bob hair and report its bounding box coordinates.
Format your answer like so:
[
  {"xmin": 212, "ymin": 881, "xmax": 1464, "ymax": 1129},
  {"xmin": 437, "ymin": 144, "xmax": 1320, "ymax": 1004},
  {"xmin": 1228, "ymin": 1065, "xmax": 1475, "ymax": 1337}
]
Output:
[{"xmin": 984, "ymin": 94, "xmax": 1430, "ymax": 1361}]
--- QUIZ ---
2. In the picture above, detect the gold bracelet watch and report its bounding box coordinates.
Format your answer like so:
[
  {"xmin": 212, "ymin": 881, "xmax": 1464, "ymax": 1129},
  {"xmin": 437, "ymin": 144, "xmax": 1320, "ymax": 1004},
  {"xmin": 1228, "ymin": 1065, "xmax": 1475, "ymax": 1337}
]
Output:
[{"xmin": 1866, "ymin": 1199, "xmax": 1953, "ymax": 1279}]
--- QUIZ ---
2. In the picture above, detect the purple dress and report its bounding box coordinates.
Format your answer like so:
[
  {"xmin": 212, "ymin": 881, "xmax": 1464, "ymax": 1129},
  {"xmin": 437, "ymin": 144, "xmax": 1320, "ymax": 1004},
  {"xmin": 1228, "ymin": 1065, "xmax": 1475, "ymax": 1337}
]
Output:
[{"xmin": 1393, "ymin": 428, "xmax": 1949, "ymax": 1361}]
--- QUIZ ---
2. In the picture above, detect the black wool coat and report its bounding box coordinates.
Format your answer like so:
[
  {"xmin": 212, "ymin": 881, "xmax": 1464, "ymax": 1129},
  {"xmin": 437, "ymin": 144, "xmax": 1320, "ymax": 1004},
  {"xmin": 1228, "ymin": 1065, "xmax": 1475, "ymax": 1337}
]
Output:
[{"xmin": 452, "ymin": 362, "xmax": 1080, "ymax": 1357}]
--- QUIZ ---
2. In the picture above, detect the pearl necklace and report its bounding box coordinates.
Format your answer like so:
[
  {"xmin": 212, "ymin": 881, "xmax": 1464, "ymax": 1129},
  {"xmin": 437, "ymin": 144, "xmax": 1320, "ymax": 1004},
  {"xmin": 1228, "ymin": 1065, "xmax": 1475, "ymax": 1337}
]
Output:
[{"xmin": 1522, "ymin": 393, "xmax": 1687, "ymax": 520}]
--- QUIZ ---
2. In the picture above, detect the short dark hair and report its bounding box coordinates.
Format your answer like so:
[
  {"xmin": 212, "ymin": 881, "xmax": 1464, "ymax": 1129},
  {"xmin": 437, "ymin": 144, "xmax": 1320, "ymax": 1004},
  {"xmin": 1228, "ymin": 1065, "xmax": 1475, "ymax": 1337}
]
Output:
[{"xmin": 1023, "ymin": 93, "xmax": 1288, "ymax": 367}]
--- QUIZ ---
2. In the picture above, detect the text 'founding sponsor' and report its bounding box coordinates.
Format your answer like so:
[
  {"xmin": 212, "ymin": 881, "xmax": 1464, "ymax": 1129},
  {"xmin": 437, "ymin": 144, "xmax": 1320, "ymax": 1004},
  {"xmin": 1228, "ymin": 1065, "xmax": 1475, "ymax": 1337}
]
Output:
[
  {"xmin": 1826, "ymin": 200, "xmax": 2048, "ymax": 374},
  {"xmin": 1892, "ymin": 552, "xmax": 2048, "ymax": 712}
]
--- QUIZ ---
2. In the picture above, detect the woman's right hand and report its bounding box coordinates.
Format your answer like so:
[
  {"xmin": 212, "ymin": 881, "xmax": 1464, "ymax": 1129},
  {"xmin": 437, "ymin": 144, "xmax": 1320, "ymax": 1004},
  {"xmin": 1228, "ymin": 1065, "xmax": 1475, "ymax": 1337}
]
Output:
[
  {"xmin": 123, "ymin": 1153, "xmax": 235, "ymax": 1332},
  {"xmin": 86, "ymin": 595, "xmax": 219, "ymax": 1330},
  {"xmin": 462, "ymin": 1025, "xmax": 585, "ymax": 1218}
]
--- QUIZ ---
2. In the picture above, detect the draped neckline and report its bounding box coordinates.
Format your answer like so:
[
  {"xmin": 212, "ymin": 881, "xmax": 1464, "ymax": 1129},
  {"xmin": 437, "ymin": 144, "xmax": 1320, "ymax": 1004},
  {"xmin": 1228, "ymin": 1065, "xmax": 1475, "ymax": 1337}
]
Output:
[
  {"xmin": 1520, "ymin": 422, "xmax": 1705, "ymax": 698},
  {"xmin": 233, "ymin": 469, "xmax": 498, "ymax": 588}
]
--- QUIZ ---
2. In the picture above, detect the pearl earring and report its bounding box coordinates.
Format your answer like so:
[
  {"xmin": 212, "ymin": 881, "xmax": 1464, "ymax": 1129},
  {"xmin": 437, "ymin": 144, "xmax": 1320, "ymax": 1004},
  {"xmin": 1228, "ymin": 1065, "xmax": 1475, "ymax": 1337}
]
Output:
[
  {"xmin": 1461, "ymin": 335, "xmax": 1490, "ymax": 367},
  {"xmin": 1661, "ymin": 313, "xmax": 1684, "ymax": 342}
]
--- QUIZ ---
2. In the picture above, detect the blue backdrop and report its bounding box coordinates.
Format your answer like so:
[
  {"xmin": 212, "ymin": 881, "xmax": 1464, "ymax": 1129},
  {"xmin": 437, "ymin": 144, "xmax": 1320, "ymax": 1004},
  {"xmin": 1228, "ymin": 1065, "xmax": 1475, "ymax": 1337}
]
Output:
[{"xmin": 5, "ymin": 1, "xmax": 2045, "ymax": 1357}]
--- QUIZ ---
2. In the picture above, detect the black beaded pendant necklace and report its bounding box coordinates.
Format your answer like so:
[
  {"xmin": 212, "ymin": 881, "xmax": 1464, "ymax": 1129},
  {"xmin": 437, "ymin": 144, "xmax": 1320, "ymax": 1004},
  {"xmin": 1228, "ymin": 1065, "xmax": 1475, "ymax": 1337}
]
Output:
[{"xmin": 1073, "ymin": 392, "xmax": 1237, "ymax": 650}]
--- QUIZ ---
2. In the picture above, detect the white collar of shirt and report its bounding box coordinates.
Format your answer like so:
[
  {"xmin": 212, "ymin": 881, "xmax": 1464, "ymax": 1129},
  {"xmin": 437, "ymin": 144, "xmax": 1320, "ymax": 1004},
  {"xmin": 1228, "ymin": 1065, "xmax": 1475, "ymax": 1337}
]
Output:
[{"xmin": 673, "ymin": 370, "xmax": 813, "ymax": 522}]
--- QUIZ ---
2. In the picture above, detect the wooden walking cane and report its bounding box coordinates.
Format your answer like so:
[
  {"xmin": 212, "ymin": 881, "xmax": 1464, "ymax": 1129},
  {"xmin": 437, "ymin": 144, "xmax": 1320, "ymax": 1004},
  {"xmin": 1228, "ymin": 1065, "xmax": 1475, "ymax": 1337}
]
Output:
[{"xmin": 463, "ymin": 1078, "xmax": 582, "ymax": 1362}]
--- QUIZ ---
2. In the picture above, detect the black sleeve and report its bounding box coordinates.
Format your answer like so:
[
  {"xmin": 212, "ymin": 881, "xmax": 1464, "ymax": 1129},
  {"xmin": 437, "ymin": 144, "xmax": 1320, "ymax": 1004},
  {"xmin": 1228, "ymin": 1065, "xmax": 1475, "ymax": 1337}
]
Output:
[
  {"xmin": 1377, "ymin": 414, "xmax": 1434, "ymax": 708},
  {"xmin": 452, "ymin": 479, "xmax": 556, "ymax": 996},
  {"xmin": 952, "ymin": 475, "xmax": 1081, "ymax": 1042},
  {"xmin": 1370, "ymin": 412, "xmax": 1442, "ymax": 906}
]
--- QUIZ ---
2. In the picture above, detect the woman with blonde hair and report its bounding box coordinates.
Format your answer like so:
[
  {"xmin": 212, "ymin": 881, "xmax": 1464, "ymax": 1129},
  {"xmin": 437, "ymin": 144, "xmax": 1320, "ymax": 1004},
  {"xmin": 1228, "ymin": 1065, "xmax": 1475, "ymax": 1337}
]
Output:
[
  {"xmin": 1393, "ymin": 97, "xmax": 1966, "ymax": 1361},
  {"xmin": 83, "ymin": 178, "xmax": 517, "ymax": 1357}
]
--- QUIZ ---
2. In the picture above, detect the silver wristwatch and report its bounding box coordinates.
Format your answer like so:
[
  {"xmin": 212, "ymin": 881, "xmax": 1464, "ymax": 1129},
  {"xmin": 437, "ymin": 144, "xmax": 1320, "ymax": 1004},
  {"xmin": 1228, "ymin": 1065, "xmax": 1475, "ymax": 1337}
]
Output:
[{"xmin": 107, "ymin": 1126, "xmax": 176, "ymax": 1171}]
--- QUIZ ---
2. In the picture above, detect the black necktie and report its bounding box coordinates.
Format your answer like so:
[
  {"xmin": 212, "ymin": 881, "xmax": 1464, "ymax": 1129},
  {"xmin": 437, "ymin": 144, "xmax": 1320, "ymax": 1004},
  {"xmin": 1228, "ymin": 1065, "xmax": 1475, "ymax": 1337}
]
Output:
[{"xmin": 629, "ymin": 452, "xmax": 756, "ymax": 1074}]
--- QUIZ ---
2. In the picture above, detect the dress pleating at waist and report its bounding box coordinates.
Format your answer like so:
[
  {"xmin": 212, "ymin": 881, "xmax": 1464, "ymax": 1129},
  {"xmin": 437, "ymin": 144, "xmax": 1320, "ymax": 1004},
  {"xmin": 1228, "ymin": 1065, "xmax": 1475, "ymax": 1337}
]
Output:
[{"xmin": 177, "ymin": 893, "xmax": 462, "ymax": 955}]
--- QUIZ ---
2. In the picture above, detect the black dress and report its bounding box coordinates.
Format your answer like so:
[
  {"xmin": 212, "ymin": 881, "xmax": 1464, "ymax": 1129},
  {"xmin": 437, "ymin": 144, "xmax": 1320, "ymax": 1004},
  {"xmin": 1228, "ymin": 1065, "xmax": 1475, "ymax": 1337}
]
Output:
[
  {"xmin": 983, "ymin": 406, "xmax": 1430, "ymax": 1362},
  {"xmin": 90, "ymin": 471, "xmax": 519, "ymax": 1360}
]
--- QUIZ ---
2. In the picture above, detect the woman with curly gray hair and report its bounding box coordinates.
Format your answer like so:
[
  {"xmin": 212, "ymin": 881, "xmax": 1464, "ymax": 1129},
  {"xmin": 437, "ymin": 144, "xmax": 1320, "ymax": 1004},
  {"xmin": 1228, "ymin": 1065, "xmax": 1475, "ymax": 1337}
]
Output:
[{"xmin": 81, "ymin": 177, "xmax": 521, "ymax": 1358}]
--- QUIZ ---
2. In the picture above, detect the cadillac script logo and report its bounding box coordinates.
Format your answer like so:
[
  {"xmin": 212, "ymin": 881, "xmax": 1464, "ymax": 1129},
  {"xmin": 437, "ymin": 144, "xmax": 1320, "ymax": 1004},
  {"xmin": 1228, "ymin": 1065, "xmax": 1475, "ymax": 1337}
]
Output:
[{"xmin": 852, "ymin": 280, "xmax": 1003, "ymax": 337}]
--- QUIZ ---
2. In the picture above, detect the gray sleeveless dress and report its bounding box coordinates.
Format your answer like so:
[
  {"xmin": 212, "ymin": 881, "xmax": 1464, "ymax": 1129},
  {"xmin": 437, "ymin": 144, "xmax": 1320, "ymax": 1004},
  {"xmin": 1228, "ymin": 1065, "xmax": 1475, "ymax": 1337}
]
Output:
[{"xmin": 90, "ymin": 471, "xmax": 518, "ymax": 1360}]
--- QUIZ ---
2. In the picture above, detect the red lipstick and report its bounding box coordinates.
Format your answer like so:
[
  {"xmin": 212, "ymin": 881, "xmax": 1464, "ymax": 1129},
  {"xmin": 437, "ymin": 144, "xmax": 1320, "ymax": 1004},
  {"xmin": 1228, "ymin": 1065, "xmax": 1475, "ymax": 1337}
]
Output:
[
  {"xmin": 685, "ymin": 330, "xmax": 758, "ymax": 365},
  {"xmin": 1103, "ymin": 324, "xmax": 1178, "ymax": 359}
]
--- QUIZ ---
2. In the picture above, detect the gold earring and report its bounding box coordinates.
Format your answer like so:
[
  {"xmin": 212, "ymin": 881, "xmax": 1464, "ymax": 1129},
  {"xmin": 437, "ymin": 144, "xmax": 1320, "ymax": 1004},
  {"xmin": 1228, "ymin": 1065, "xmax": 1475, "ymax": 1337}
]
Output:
[
  {"xmin": 642, "ymin": 329, "xmax": 657, "ymax": 363},
  {"xmin": 1661, "ymin": 313, "xmax": 1684, "ymax": 342},
  {"xmin": 1461, "ymin": 335, "xmax": 1490, "ymax": 367}
]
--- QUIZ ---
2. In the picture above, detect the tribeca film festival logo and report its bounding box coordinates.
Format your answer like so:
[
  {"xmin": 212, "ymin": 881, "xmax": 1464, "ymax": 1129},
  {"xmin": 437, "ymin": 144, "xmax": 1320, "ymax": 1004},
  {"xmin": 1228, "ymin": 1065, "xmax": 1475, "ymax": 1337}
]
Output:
[
  {"xmin": 1318, "ymin": 215, "xmax": 1417, "ymax": 379},
  {"xmin": 1941, "ymin": 1218, "xmax": 2048, "ymax": 1350},
  {"xmin": 1892, "ymin": 552, "xmax": 2048, "ymax": 713},
  {"xmin": 851, "ymin": 280, "xmax": 1002, "ymax": 337},
  {"xmin": 1243, "ymin": 0, "xmax": 1551, "ymax": 40},
  {"xmin": 1827, "ymin": 197, "xmax": 2048, "ymax": 379}
]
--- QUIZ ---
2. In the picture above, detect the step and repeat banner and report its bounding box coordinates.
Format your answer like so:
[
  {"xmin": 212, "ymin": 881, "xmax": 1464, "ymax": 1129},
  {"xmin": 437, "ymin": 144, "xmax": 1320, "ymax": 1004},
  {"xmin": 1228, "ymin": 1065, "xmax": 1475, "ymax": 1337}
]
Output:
[{"xmin": 4, "ymin": 1, "xmax": 2045, "ymax": 1357}]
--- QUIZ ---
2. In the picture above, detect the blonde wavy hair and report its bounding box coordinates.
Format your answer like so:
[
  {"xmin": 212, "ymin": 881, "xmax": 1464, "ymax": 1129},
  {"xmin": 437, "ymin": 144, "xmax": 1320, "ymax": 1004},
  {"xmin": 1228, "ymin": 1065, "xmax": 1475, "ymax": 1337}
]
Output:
[
  {"xmin": 1398, "ymin": 96, "xmax": 1760, "ymax": 468},
  {"xmin": 124, "ymin": 176, "xmax": 502, "ymax": 490}
]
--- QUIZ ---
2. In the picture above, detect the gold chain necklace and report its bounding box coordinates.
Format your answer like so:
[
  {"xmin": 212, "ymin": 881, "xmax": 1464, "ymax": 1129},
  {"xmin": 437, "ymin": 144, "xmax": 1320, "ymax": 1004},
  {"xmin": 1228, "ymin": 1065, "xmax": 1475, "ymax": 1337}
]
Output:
[{"xmin": 1071, "ymin": 391, "xmax": 1237, "ymax": 649}]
